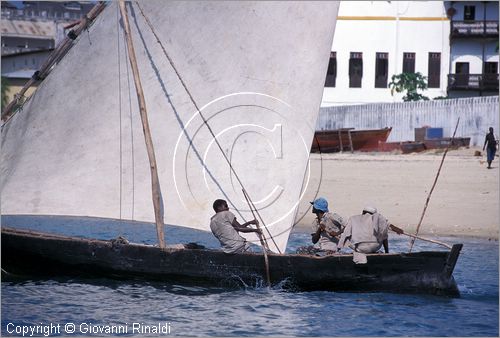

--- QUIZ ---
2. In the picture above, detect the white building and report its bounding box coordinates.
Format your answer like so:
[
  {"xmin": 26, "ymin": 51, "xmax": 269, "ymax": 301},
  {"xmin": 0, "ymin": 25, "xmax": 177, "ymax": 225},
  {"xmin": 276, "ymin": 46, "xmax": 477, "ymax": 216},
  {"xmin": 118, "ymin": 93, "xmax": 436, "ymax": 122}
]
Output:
[
  {"xmin": 446, "ymin": 1, "xmax": 499, "ymax": 98},
  {"xmin": 321, "ymin": 1, "xmax": 498, "ymax": 107}
]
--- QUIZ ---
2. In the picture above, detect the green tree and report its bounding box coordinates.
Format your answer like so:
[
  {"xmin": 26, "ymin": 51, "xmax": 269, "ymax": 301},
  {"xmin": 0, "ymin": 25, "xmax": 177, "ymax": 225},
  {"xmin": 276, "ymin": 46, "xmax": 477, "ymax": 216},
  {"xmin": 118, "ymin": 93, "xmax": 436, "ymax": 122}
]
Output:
[{"xmin": 389, "ymin": 72, "xmax": 429, "ymax": 102}]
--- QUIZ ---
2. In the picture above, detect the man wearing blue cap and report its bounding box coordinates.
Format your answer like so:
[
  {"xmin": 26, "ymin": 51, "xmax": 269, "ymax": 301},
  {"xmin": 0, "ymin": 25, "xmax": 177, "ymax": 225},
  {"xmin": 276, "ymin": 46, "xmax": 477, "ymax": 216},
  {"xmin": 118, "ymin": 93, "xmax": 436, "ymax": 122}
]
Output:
[{"xmin": 309, "ymin": 197, "xmax": 346, "ymax": 253}]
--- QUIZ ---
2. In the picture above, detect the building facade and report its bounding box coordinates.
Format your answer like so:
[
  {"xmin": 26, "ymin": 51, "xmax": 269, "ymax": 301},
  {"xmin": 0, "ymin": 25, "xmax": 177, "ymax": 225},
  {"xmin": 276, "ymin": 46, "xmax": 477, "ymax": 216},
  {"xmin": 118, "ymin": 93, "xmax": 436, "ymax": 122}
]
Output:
[
  {"xmin": 1, "ymin": 1, "xmax": 94, "ymax": 56},
  {"xmin": 321, "ymin": 1, "xmax": 499, "ymax": 107},
  {"xmin": 1, "ymin": 1, "xmax": 94, "ymax": 105},
  {"xmin": 446, "ymin": 1, "xmax": 499, "ymax": 98}
]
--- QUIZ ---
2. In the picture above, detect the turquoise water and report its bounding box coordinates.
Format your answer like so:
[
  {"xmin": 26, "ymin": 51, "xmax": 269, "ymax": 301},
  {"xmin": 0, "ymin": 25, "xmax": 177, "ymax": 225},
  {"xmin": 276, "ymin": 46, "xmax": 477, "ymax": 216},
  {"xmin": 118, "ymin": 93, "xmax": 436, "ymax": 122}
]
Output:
[{"xmin": 1, "ymin": 216, "xmax": 498, "ymax": 336}]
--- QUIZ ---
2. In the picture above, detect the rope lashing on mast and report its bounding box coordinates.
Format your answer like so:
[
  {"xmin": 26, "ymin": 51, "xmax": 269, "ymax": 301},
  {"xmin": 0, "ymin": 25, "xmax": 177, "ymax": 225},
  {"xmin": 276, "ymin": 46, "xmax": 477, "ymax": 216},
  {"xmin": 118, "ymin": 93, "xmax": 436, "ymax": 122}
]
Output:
[{"xmin": 135, "ymin": 1, "xmax": 282, "ymax": 254}]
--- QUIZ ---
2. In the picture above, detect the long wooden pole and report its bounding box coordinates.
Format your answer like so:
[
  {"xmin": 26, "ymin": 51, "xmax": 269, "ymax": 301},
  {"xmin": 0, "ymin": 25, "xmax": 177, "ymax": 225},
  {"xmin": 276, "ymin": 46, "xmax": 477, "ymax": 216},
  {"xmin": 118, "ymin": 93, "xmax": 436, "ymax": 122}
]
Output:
[
  {"xmin": 390, "ymin": 224, "xmax": 452, "ymax": 249},
  {"xmin": 242, "ymin": 189, "xmax": 271, "ymax": 287},
  {"xmin": 409, "ymin": 118, "xmax": 460, "ymax": 252},
  {"xmin": 119, "ymin": 1, "xmax": 165, "ymax": 248}
]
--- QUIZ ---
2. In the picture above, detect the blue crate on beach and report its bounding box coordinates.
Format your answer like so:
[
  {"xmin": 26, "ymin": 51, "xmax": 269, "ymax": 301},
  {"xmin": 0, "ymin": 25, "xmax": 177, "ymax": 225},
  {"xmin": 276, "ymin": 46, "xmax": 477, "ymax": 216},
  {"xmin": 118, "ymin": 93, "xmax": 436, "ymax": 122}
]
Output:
[{"xmin": 426, "ymin": 127, "xmax": 443, "ymax": 139}]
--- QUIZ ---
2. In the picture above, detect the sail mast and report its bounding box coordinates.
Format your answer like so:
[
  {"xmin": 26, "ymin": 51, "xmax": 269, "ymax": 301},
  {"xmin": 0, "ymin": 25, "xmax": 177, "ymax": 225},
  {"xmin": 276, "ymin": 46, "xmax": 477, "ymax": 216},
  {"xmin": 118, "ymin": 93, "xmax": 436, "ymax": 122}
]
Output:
[{"xmin": 119, "ymin": 1, "xmax": 166, "ymax": 248}]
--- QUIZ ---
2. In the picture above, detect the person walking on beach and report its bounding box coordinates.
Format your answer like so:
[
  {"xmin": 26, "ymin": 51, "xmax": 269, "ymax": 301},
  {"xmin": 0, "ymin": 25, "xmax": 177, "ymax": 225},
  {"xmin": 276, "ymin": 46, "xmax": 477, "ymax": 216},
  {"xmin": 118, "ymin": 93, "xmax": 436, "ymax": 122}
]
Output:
[
  {"xmin": 483, "ymin": 127, "xmax": 498, "ymax": 169},
  {"xmin": 339, "ymin": 206, "xmax": 389, "ymax": 254},
  {"xmin": 210, "ymin": 199, "xmax": 261, "ymax": 253},
  {"xmin": 309, "ymin": 197, "xmax": 346, "ymax": 253}
]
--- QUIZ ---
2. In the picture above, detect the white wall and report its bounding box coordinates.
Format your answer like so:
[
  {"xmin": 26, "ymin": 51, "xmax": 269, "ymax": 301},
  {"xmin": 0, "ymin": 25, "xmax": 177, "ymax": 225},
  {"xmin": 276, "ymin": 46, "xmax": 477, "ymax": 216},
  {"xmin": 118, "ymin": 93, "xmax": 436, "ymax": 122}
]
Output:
[
  {"xmin": 322, "ymin": 1, "xmax": 450, "ymax": 106},
  {"xmin": 451, "ymin": 41, "xmax": 488, "ymax": 73},
  {"xmin": 317, "ymin": 96, "xmax": 499, "ymax": 147}
]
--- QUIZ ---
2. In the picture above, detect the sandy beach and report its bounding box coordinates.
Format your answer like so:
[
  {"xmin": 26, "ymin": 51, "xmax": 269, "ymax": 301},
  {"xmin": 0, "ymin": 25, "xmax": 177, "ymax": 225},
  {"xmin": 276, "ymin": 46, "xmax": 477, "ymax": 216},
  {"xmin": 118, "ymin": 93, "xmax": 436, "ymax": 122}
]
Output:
[{"xmin": 294, "ymin": 146, "xmax": 499, "ymax": 240}]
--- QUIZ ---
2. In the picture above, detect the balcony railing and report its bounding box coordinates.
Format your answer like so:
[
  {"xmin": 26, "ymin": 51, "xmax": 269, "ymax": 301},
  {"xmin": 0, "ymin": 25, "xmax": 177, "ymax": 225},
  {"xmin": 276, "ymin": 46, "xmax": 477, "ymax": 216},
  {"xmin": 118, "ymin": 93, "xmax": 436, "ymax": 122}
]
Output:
[
  {"xmin": 451, "ymin": 20, "xmax": 499, "ymax": 38},
  {"xmin": 448, "ymin": 73, "xmax": 499, "ymax": 91}
]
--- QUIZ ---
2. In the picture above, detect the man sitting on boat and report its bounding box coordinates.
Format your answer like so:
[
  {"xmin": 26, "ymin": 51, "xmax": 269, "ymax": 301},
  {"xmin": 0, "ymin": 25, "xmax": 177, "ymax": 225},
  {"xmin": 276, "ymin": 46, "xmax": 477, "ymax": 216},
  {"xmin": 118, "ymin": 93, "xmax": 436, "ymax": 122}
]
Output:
[
  {"xmin": 310, "ymin": 197, "xmax": 346, "ymax": 252},
  {"xmin": 210, "ymin": 199, "xmax": 262, "ymax": 254},
  {"xmin": 297, "ymin": 197, "xmax": 346, "ymax": 255},
  {"xmin": 338, "ymin": 206, "xmax": 389, "ymax": 254}
]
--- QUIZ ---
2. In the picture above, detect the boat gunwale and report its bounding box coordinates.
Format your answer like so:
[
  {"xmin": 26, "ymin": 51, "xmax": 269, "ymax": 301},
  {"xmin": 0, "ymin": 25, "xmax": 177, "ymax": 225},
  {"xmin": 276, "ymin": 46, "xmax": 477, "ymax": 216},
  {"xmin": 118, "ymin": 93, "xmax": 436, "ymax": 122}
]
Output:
[{"xmin": 1, "ymin": 226, "xmax": 454, "ymax": 259}]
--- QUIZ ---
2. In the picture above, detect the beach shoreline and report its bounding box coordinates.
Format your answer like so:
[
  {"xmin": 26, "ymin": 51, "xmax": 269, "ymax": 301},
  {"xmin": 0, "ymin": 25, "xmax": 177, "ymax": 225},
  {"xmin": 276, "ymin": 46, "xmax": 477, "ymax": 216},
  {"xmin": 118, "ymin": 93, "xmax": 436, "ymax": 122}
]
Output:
[{"xmin": 293, "ymin": 146, "xmax": 499, "ymax": 240}]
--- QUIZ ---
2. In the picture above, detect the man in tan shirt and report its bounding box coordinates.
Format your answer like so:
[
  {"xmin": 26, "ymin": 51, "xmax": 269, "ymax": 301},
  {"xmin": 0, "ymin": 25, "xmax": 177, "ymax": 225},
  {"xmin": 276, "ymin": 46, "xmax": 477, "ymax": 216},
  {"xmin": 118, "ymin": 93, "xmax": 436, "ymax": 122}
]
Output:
[
  {"xmin": 339, "ymin": 206, "xmax": 389, "ymax": 254},
  {"xmin": 210, "ymin": 199, "xmax": 261, "ymax": 253},
  {"xmin": 310, "ymin": 197, "xmax": 346, "ymax": 253}
]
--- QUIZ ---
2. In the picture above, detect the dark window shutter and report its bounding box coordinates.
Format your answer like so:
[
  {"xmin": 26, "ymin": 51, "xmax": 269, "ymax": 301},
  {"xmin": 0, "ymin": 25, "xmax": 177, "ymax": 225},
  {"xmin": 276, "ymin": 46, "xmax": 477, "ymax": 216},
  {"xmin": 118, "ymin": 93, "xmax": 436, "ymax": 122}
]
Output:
[{"xmin": 428, "ymin": 52, "xmax": 441, "ymax": 88}]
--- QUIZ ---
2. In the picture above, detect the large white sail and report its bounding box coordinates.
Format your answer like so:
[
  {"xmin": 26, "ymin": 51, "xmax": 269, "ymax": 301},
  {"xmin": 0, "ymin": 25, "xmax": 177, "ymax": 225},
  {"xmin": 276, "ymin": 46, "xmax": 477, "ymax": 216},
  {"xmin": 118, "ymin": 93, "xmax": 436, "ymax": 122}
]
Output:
[{"xmin": 1, "ymin": 1, "xmax": 339, "ymax": 253}]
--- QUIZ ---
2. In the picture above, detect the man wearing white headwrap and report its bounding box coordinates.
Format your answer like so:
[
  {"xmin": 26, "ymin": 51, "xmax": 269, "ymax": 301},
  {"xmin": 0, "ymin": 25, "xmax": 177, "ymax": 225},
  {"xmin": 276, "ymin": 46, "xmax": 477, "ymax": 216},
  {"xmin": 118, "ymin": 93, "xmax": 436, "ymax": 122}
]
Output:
[{"xmin": 339, "ymin": 206, "xmax": 389, "ymax": 254}]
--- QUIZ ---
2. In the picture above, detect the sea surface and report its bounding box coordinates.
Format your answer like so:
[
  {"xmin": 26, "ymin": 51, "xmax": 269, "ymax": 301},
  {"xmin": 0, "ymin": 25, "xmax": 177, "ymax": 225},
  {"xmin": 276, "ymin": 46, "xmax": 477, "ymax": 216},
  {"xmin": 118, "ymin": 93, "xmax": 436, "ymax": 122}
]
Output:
[{"xmin": 2, "ymin": 215, "xmax": 499, "ymax": 337}]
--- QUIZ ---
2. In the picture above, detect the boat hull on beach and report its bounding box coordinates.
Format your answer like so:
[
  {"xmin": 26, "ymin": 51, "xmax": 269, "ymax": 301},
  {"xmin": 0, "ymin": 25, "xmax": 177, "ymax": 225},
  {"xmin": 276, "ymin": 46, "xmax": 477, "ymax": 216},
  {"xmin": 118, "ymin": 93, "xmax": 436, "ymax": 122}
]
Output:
[
  {"xmin": 311, "ymin": 128, "xmax": 392, "ymax": 153},
  {"xmin": 2, "ymin": 227, "xmax": 462, "ymax": 296}
]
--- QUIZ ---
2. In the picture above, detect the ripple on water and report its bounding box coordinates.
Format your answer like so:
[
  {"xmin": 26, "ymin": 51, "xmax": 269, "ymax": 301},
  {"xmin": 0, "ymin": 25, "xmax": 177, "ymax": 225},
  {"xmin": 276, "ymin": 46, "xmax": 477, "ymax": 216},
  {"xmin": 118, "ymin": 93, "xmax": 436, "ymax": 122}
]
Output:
[{"xmin": 1, "ymin": 228, "xmax": 498, "ymax": 337}]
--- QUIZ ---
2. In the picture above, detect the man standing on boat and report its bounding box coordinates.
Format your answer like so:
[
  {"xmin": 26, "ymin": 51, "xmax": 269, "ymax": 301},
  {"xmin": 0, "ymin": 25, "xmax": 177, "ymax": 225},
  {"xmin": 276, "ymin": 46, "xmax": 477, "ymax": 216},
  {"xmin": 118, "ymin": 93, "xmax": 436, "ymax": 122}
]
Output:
[
  {"xmin": 339, "ymin": 206, "xmax": 389, "ymax": 254},
  {"xmin": 210, "ymin": 199, "xmax": 261, "ymax": 253},
  {"xmin": 483, "ymin": 127, "xmax": 498, "ymax": 169},
  {"xmin": 309, "ymin": 197, "xmax": 346, "ymax": 253}
]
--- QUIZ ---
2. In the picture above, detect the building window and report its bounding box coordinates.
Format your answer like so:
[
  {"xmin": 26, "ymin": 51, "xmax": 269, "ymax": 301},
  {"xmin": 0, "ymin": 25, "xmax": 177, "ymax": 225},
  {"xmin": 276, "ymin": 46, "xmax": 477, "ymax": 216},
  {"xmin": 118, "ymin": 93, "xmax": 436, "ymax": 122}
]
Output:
[
  {"xmin": 483, "ymin": 62, "xmax": 498, "ymax": 88},
  {"xmin": 349, "ymin": 52, "xmax": 363, "ymax": 88},
  {"xmin": 455, "ymin": 62, "xmax": 470, "ymax": 86},
  {"xmin": 403, "ymin": 52, "xmax": 415, "ymax": 73},
  {"xmin": 428, "ymin": 52, "xmax": 441, "ymax": 88},
  {"xmin": 375, "ymin": 52, "xmax": 389, "ymax": 88},
  {"xmin": 464, "ymin": 5, "xmax": 475, "ymax": 21},
  {"xmin": 484, "ymin": 62, "xmax": 498, "ymax": 74},
  {"xmin": 325, "ymin": 52, "xmax": 337, "ymax": 87}
]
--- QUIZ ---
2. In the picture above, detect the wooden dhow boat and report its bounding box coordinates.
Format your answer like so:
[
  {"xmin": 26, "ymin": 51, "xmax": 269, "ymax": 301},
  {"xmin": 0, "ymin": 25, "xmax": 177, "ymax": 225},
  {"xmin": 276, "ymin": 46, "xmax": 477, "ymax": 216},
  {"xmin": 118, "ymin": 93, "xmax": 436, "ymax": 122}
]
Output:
[
  {"xmin": 2, "ymin": 227, "xmax": 462, "ymax": 296},
  {"xmin": 1, "ymin": 1, "xmax": 463, "ymax": 296}
]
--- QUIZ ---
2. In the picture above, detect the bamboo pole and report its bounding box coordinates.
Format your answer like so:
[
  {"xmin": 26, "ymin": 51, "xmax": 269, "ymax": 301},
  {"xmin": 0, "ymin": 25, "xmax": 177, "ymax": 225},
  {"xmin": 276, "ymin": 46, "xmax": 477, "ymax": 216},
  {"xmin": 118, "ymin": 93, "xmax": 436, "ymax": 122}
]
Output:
[
  {"xmin": 242, "ymin": 189, "xmax": 271, "ymax": 287},
  {"xmin": 119, "ymin": 1, "xmax": 165, "ymax": 249},
  {"xmin": 409, "ymin": 118, "xmax": 460, "ymax": 252},
  {"xmin": 390, "ymin": 224, "xmax": 452, "ymax": 249}
]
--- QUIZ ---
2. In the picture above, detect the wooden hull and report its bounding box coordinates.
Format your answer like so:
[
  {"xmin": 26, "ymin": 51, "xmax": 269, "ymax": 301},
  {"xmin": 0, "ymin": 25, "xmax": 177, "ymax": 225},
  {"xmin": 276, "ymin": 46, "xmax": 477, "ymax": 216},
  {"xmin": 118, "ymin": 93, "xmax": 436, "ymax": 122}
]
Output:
[
  {"xmin": 379, "ymin": 137, "xmax": 471, "ymax": 154},
  {"xmin": 1, "ymin": 227, "xmax": 462, "ymax": 296},
  {"xmin": 311, "ymin": 128, "xmax": 392, "ymax": 153}
]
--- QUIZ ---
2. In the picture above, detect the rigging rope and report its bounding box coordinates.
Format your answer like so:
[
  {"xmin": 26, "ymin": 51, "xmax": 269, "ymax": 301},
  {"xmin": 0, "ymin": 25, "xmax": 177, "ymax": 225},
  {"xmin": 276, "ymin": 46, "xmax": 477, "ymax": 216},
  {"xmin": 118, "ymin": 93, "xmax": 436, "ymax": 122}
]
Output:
[
  {"xmin": 242, "ymin": 189, "xmax": 270, "ymax": 252},
  {"xmin": 243, "ymin": 188, "xmax": 271, "ymax": 287},
  {"xmin": 135, "ymin": 2, "xmax": 282, "ymax": 253},
  {"xmin": 409, "ymin": 117, "xmax": 461, "ymax": 252}
]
